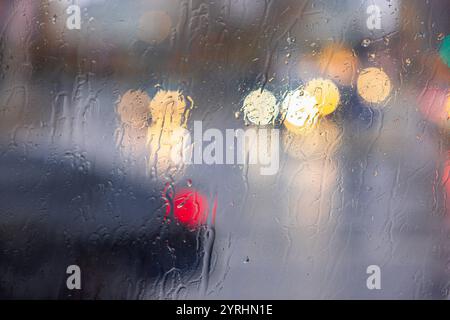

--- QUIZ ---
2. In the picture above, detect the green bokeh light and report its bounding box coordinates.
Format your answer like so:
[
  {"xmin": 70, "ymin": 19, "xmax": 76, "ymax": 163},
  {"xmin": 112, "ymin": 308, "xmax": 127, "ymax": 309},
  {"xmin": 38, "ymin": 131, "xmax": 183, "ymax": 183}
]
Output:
[{"xmin": 439, "ymin": 35, "xmax": 450, "ymax": 67}]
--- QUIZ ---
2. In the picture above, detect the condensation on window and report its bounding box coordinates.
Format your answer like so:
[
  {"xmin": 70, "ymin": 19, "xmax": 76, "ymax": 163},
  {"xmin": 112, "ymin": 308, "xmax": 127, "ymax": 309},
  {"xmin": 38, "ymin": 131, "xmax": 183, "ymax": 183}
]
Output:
[{"xmin": 0, "ymin": 0, "xmax": 449, "ymax": 299}]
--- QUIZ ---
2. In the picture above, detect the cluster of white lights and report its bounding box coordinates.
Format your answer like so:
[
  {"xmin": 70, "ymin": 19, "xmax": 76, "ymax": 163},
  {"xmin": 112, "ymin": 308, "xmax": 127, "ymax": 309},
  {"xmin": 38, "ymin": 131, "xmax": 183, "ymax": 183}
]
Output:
[{"xmin": 241, "ymin": 79, "xmax": 340, "ymax": 131}]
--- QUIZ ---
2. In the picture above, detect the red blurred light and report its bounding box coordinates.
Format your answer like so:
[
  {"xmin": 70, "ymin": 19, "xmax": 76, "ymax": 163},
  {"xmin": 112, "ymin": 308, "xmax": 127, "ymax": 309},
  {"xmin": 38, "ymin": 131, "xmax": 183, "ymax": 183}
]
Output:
[
  {"xmin": 165, "ymin": 188, "xmax": 208, "ymax": 229},
  {"xmin": 419, "ymin": 87, "xmax": 448, "ymax": 125}
]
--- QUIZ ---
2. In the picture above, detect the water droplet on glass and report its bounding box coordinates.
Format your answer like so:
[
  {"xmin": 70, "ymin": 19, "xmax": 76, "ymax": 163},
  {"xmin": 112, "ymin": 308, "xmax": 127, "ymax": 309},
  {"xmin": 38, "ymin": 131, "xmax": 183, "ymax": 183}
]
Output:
[{"xmin": 361, "ymin": 39, "xmax": 371, "ymax": 48}]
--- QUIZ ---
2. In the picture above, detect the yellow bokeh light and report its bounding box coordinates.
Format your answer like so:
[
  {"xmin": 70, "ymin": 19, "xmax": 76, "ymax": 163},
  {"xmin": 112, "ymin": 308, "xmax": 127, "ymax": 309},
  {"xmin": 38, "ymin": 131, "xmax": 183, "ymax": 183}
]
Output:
[
  {"xmin": 116, "ymin": 90, "xmax": 151, "ymax": 157},
  {"xmin": 147, "ymin": 90, "xmax": 191, "ymax": 178},
  {"xmin": 116, "ymin": 89, "xmax": 151, "ymax": 129},
  {"xmin": 304, "ymin": 78, "xmax": 340, "ymax": 116},
  {"xmin": 318, "ymin": 44, "xmax": 358, "ymax": 86},
  {"xmin": 357, "ymin": 67, "xmax": 392, "ymax": 104}
]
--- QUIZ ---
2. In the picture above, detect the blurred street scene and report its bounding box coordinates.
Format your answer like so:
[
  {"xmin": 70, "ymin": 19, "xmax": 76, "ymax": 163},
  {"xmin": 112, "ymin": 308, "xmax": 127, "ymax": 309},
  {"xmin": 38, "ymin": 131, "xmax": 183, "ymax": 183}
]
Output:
[{"xmin": 0, "ymin": 0, "xmax": 449, "ymax": 299}]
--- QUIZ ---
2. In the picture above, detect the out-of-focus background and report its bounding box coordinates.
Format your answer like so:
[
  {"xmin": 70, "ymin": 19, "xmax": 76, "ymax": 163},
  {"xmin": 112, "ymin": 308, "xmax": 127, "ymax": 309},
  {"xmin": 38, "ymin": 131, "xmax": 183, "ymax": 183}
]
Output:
[{"xmin": 0, "ymin": 0, "xmax": 449, "ymax": 299}]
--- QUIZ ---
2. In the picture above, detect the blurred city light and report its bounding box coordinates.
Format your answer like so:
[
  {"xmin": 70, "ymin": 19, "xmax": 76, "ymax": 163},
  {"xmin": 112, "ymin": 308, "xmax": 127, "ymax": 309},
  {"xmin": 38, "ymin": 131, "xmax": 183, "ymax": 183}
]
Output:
[
  {"xmin": 242, "ymin": 89, "xmax": 279, "ymax": 126},
  {"xmin": 304, "ymin": 78, "xmax": 340, "ymax": 116},
  {"xmin": 357, "ymin": 67, "xmax": 392, "ymax": 104}
]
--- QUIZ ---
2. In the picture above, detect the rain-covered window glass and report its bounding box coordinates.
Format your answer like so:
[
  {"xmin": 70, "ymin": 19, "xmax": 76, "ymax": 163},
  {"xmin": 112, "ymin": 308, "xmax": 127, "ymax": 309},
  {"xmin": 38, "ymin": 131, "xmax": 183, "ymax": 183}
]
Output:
[{"xmin": 0, "ymin": 0, "xmax": 449, "ymax": 299}]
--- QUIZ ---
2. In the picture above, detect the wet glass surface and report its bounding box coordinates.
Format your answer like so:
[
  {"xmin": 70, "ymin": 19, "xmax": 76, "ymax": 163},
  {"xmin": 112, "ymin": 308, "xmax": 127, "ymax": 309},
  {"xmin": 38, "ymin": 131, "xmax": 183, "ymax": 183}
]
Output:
[{"xmin": 0, "ymin": 0, "xmax": 449, "ymax": 299}]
